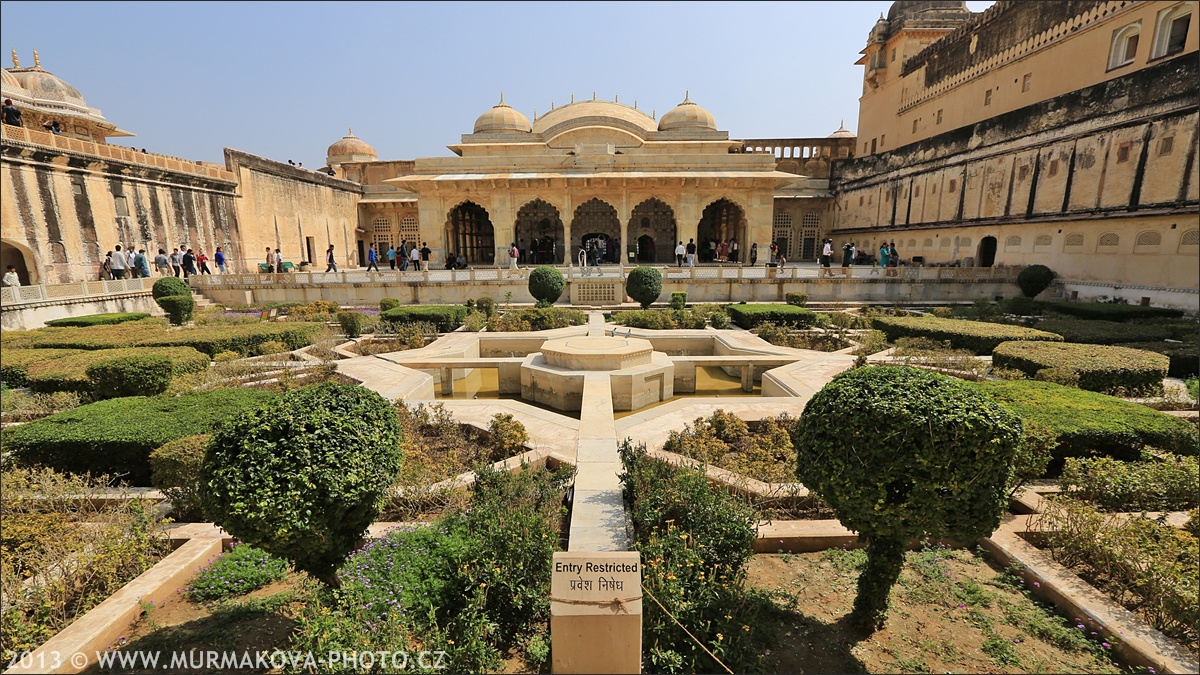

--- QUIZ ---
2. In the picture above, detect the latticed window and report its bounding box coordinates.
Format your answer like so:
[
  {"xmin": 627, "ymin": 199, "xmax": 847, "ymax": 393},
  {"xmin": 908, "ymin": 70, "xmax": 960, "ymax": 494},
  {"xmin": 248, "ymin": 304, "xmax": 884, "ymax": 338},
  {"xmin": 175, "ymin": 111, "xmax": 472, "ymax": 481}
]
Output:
[
  {"xmin": 1135, "ymin": 231, "xmax": 1161, "ymax": 246},
  {"xmin": 907, "ymin": 239, "xmax": 916, "ymax": 248},
  {"xmin": 923, "ymin": 239, "xmax": 933, "ymax": 248},
  {"xmin": 400, "ymin": 216, "xmax": 419, "ymax": 243},
  {"xmin": 1006, "ymin": 236, "xmax": 1021, "ymax": 247},
  {"xmin": 372, "ymin": 217, "xmax": 392, "ymax": 249},
  {"xmin": 802, "ymin": 212, "xmax": 820, "ymax": 227},
  {"xmin": 959, "ymin": 237, "xmax": 972, "ymax": 247},
  {"xmin": 773, "ymin": 213, "xmax": 793, "ymax": 258},
  {"xmin": 1034, "ymin": 234, "xmax": 1053, "ymax": 246},
  {"xmin": 1064, "ymin": 233, "xmax": 1085, "ymax": 247},
  {"xmin": 1097, "ymin": 233, "xmax": 1120, "ymax": 247},
  {"xmin": 940, "ymin": 238, "xmax": 952, "ymax": 248},
  {"xmin": 1180, "ymin": 229, "xmax": 1199, "ymax": 247}
]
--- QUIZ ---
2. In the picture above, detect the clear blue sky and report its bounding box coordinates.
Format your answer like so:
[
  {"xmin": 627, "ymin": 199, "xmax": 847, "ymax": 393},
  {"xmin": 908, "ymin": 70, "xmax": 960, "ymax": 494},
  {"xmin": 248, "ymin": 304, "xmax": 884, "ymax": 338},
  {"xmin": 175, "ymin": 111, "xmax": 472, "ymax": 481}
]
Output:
[{"xmin": 2, "ymin": 1, "xmax": 993, "ymax": 166}]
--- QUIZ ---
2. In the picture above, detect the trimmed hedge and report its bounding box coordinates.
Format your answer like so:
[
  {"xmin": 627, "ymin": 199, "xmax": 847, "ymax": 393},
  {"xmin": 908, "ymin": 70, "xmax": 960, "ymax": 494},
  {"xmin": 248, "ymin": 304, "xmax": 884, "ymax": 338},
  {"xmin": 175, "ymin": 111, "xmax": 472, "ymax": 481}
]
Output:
[
  {"xmin": 149, "ymin": 433, "xmax": 211, "ymax": 520},
  {"xmin": 611, "ymin": 309, "xmax": 709, "ymax": 330},
  {"xmin": 151, "ymin": 276, "xmax": 190, "ymax": 300},
  {"xmin": 0, "ymin": 348, "xmax": 85, "ymax": 386},
  {"xmin": 379, "ymin": 297, "xmax": 402, "ymax": 312},
  {"xmin": 44, "ymin": 313, "xmax": 152, "ymax": 328},
  {"xmin": 626, "ymin": 266, "xmax": 663, "ymax": 310},
  {"xmin": 86, "ymin": 354, "xmax": 174, "ymax": 399},
  {"xmin": 157, "ymin": 295, "xmax": 194, "ymax": 325},
  {"xmin": 1046, "ymin": 302, "xmax": 1185, "ymax": 322},
  {"xmin": 972, "ymin": 379, "xmax": 1198, "ymax": 462},
  {"xmin": 337, "ymin": 311, "xmax": 368, "ymax": 338},
  {"xmin": 485, "ymin": 306, "xmax": 588, "ymax": 331},
  {"xmin": 784, "ymin": 292, "xmax": 809, "ymax": 307},
  {"xmin": 1060, "ymin": 455, "xmax": 1199, "ymax": 512},
  {"xmin": 19, "ymin": 321, "xmax": 325, "ymax": 357},
  {"xmin": 1121, "ymin": 341, "xmax": 1199, "ymax": 378},
  {"xmin": 1032, "ymin": 318, "xmax": 1178, "ymax": 345},
  {"xmin": 872, "ymin": 315, "xmax": 1063, "ymax": 355},
  {"xmin": 380, "ymin": 305, "xmax": 469, "ymax": 332},
  {"xmin": 528, "ymin": 266, "xmax": 566, "ymax": 305},
  {"xmin": 727, "ymin": 303, "xmax": 816, "ymax": 329},
  {"xmin": 2, "ymin": 388, "xmax": 277, "ymax": 485},
  {"xmin": 992, "ymin": 341, "xmax": 1169, "ymax": 394},
  {"xmin": 669, "ymin": 292, "xmax": 688, "ymax": 310},
  {"xmin": 25, "ymin": 346, "xmax": 210, "ymax": 394}
]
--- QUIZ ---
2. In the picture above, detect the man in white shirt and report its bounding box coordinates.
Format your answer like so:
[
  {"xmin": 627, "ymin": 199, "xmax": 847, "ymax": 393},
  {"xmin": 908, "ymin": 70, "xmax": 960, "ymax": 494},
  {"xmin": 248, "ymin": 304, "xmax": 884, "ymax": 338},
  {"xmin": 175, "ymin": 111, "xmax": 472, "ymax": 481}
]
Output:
[
  {"xmin": 109, "ymin": 245, "xmax": 128, "ymax": 279},
  {"xmin": 409, "ymin": 245, "xmax": 419, "ymax": 270},
  {"xmin": 820, "ymin": 239, "xmax": 833, "ymax": 278},
  {"xmin": 674, "ymin": 241, "xmax": 685, "ymax": 267},
  {"xmin": 2, "ymin": 265, "xmax": 19, "ymax": 287}
]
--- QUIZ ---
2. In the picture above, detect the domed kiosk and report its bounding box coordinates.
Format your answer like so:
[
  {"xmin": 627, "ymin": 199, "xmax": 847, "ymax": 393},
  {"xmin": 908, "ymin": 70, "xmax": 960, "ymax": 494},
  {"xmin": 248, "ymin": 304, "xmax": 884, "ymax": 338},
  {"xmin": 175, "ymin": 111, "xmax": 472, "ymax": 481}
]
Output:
[
  {"xmin": 472, "ymin": 94, "xmax": 532, "ymax": 134},
  {"xmin": 657, "ymin": 91, "xmax": 717, "ymax": 132}
]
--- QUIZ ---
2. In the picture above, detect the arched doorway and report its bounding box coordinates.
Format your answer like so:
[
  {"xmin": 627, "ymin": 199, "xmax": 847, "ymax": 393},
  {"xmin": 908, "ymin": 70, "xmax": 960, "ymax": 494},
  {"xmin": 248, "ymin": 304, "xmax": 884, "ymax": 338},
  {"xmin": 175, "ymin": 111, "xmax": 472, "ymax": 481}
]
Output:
[
  {"xmin": 629, "ymin": 198, "xmax": 676, "ymax": 263},
  {"xmin": 1, "ymin": 239, "xmax": 37, "ymax": 285},
  {"xmin": 515, "ymin": 199, "xmax": 564, "ymax": 265},
  {"xmin": 697, "ymin": 198, "xmax": 746, "ymax": 263},
  {"xmin": 447, "ymin": 202, "xmax": 495, "ymax": 266},
  {"xmin": 571, "ymin": 199, "xmax": 620, "ymax": 264},
  {"xmin": 977, "ymin": 236, "xmax": 997, "ymax": 267}
]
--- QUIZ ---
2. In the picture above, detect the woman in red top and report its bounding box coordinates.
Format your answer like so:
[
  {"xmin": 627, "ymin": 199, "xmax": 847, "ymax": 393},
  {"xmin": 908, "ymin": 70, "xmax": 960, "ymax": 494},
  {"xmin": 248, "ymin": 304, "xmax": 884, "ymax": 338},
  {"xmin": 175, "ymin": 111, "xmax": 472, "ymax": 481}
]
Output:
[{"xmin": 197, "ymin": 251, "xmax": 212, "ymax": 275}]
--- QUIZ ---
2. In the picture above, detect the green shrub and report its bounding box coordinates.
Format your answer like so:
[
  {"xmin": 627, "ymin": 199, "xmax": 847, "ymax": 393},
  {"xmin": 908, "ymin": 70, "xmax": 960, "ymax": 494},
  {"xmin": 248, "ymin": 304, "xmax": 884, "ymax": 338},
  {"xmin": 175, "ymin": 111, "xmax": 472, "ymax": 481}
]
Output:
[
  {"xmin": 1000, "ymin": 296, "xmax": 1044, "ymax": 316},
  {"xmin": 86, "ymin": 354, "xmax": 173, "ymax": 399},
  {"xmin": 336, "ymin": 311, "xmax": 368, "ymax": 338},
  {"xmin": 286, "ymin": 300, "xmax": 341, "ymax": 321},
  {"xmin": 149, "ymin": 434, "xmax": 211, "ymax": 520},
  {"xmin": 1017, "ymin": 264, "xmax": 1055, "ymax": 298},
  {"xmin": 485, "ymin": 306, "xmax": 588, "ymax": 332},
  {"xmin": 1045, "ymin": 302, "xmax": 1185, "ymax": 321},
  {"xmin": 872, "ymin": 315, "xmax": 1063, "ymax": 355},
  {"xmin": 930, "ymin": 306, "xmax": 955, "ymax": 318},
  {"xmin": 1034, "ymin": 367, "xmax": 1081, "ymax": 388},
  {"xmin": 709, "ymin": 311, "xmax": 730, "ymax": 329},
  {"xmin": 44, "ymin": 313, "xmax": 152, "ymax": 328},
  {"xmin": 527, "ymin": 266, "xmax": 565, "ymax": 305},
  {"xmin": 25, "ymin": 347, "xmax": 208, "ymax": 394},
  {"xmin": 625, "ymin": 266, "xmax": 663, "ymax": 309},
  {"xmin": 379, "ymin": 297, "xmax": 402, "ymax": 312},
  {"xmin": 185, "ymin": 543, "xmax": 289, "ymax": 602},
  {"xmin": 475, "ymin": 296, "xmax": 496, "ymax": 318},
  {"xmin": 669, "ymin": 292, "xmax": 688, "ymax": 310},
  {"xmin": 1060, "ymin": 455, "xmax": 1199, "ymax": 512},
  {"xmin": 792, "ymin": 366, "xmax": 1021, "ymax": 630},
  {"xmin": 784, "ymin": 292, "xmax": 809, "ymax": 307},
  {"xmin": 156, "ymin": 295, "xmax": 195, "ymax": 326},
  {"xmin": 200, "ymin": 384, "xmax": 402, "ymax": 585},
  {"xmin": 213, "ymin": 350, "xmax": 240, "ymax": 363},
  {"xmin": 0, "ymin": 348, "xmax": 84, "ymax": 387},
  {"xmin": 619, "ymin": 440, "xmax": 775, "ymax": 673},
  {"xmin": 485, "ymin": 413, "xmax": 529, "ymax": 463},
  {"xmin": 381, "ymin": 305, "xmax": 469, "ymax": 332},
  {"xmin": 610, "ymin": 309, "xmax": 708, "ymax": 330},
  {"xmin": 972, "ymin": 379, "xmax": 1198, "ymax": 462},
  {"xmin": 1122, "ymin": 341, "xmax": 1199, "ymax": 378},
  {"xmin": 1032, "ymin": 318, "xmax": 1178, "ymax": 345},
  {"xmin": 1009, "ymin": 419, "xmax": 1058, "ymax": 498},
  {"xmin": 993, "ymin": 341, "xmax": 1169, "ymax": 395},
  {"xmin": 462, "ymin": 311, "xmax": 487, "ymax": 332},
  {"xmin": 727, "ymin": 303, "xmax": 817, "ymax": 329},
  {"xmin": 3, "ymin": 389, "xmax": 276, "ymax": 485},
  {"xmin": 662, "ymin": 410, "xmax": 797, "ymax": 483},
  {"xmin": 151, "ymin": 276, "xmax": 190, "ymax": 300}
]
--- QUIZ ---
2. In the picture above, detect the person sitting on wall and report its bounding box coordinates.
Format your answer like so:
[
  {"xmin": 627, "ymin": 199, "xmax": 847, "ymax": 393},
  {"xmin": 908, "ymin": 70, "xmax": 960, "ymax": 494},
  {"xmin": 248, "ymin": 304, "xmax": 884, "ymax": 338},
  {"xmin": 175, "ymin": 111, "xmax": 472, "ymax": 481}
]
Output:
[
  {"xmin": 42, "ymin": 120, "xmax": 62, "ymax": 135},
  {"xmin": 2, "ymin": 99, "xmax": 22, "ymax": 127},
  {"xmin": 3, "ymin": 265, "xmax": 20, "ymax": 287}
]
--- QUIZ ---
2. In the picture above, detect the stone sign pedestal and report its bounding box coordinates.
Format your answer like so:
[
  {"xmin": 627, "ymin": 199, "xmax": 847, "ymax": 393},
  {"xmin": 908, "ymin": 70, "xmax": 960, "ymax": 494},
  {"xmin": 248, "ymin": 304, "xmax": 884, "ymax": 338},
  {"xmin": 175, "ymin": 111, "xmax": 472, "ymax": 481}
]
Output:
[{"xmin": 551, "ymin": 551, "xmax": 642, "ymax": 674}]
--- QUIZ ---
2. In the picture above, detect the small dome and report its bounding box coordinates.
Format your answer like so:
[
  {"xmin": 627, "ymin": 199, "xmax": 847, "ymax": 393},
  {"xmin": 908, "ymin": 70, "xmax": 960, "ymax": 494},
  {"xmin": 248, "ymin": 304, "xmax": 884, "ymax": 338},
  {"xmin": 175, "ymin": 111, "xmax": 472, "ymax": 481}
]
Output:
[
  {"xmin": 473, "ymin": 94, "xmax": 531, "ymax": 134},
  {"xmin": 11, "ymin": 67, "xmax": 84, "ymax": 101},
  {"xmin": 1, "ymin": 69, "xmax": 20, "ymax": 89},
  {"xmin": 657, "ymin": 92, "xmax": 716, "ymax": 132},
  {"xmin": 327, "ymin": 128, "xmax": 377, "ymax": 161},
  {"xmin": 827, "ymin": 120, "xmax": 856, "ymax": 138}
]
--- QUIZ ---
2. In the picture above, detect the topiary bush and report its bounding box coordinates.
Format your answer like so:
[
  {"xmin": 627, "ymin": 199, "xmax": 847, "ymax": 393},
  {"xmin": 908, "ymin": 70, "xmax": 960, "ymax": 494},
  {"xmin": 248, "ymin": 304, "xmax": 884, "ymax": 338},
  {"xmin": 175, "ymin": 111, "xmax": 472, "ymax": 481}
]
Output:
[
  {"xmin": 475, "ymin": 296, "xmax": 496, "ymax": 318},
  {"xmin": 25, "ymin": 346, "xmax": 209, "ymax": 394},
  {"xmin": 379, "ymin": 297, "xmax": 402, "ymax": 312},
  {"xmin": 872, "ymin": 315, "xmax": 1063, "ymax": 355},
  {"xmin": 3, "ymin": 388, "xmax": 276, "ymax": 485},
  {"xmin": 993, "ymin": 341, "xmax": 1169, "ymax": 395},
  {"xmin": 157, "ymin": 295, "xmax": 195, "ymax": 326},
  {"xmin": 791, "ymin": 366, "xmax": 1021, "ymax": 630},
  {"xmin": 0, "ymin": 348, "xmax": 84, "ymax": 387},
  {"xmin": 528, "ymin": 266, "xmax": 565, "ymax": 305},
  {"xmin": 784, "ymin": 292, "xmax": 809, "ymax": 307},
  {"xmin": 485, "ymin": 413, "xmax": 529, "ymax": 463},
  {"xmin": 1017, "ymin": 264, "xmax": 1055, "ymax": 298},
  {"xmin": 1044, "ymin": 302, "xmax": 1184, "ymax": 322},
  {"xmin": 337, "ymin": 311, "xmax": 368, "ymax": 338},
  {"xmin": 152, "ymin": 276, "xmax": 190, "ymax": 301},
  {"xmin": 44, "ymin": 313, "xmax": 152, "ymax": 328},
  {"xmin": 625, "ymin": 266, "xmax": 663, "ymax": 309},
  {"xmin": 669, "ymin": 292, "xmax": 688, "ymax": 311},
  {"xmin": 727, "ymin": 303, "xmax": 816, "ymax": 329},
  {"xmin": 199, "ymin": 383, "xmax": 403, "ymax": 586},
  {"xmin": 150, "ymin": 434, "xmax": 212, "ymax": 520},
  {"xmin": 381, "ymin": 305, "xmax": 469, "ymax": 332},
  {"xmin": 86, "ymin": 354, "xmax": 173, "ymax": 399}
]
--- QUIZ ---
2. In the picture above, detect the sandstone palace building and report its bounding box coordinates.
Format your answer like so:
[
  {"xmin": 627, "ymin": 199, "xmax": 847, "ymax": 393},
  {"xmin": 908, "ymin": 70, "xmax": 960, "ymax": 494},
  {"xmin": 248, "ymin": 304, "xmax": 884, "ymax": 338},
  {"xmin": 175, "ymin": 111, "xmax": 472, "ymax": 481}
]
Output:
[{"xmin": 2, "ymin": 1, "xmax": 1197, "ymax": 308}]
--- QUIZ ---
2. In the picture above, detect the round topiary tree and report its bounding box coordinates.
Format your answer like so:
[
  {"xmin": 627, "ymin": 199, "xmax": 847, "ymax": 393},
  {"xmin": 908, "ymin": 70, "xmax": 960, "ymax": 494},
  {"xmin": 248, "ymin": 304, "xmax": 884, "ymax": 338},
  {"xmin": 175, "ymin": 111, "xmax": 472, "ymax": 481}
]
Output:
[
  {"xmin": 790, "ymin": 366, "xmax": 1021, "ymax": 631},
  {"xmin": 152, "ymin": 276, "xmax": 191, "ymax": 300},
  {"xmin": 199, "ymin": 383, "xmax": 403, "ymax": 586},
  {"xmin": 528, "ymin": 266, "xmax": 565, "ymax": 305},
  {"xmin": 156, "ymin": 295, "xmax": 194, "ymax": 325},
  {"xmin": 626, "ymin": 266, "xmax": 663, "ymax": 310},
  {"xmin": 1016, "ymin": 264, "xmax": 1055, "ymax": 298}
]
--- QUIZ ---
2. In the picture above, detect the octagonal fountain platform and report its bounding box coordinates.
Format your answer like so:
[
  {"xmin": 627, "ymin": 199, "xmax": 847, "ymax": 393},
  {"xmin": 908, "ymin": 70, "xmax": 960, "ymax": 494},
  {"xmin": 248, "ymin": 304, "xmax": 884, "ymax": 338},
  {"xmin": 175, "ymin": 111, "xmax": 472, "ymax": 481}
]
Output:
[{"xmin": 522, "ymin": 336, "xmax": 674, "ymax": 412}]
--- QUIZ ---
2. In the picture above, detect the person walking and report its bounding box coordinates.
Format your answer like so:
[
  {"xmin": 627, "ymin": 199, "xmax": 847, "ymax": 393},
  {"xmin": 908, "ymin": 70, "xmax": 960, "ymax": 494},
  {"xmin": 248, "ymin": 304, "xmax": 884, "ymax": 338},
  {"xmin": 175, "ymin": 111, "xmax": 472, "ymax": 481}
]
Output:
[
  {"xmin": 399, "ymin": 240, "xmax": 409, "ymax": 271},
  {"xmin": 820, "ymin": 239, "xmax": 833, "ymax": 277},
  {"xmin": 674, "ymin": 240, "xmax": 685, "ymax": 267},
  {"xmin": 101, "ymin": 252, "xmax": 113, "ymax": 280},
  {"xmin": 135, "ymin": 249, "xmax": 151, "ymax": 278},
  {"xmin": 169, "ymin": 247, "xmax": 183, "ymax": 277},
  {"xmin": 182, "ymin": 248, "xmax": 198, "ymax": 278},
  {"xmin": 324, "ymin": 244, "xmax": 338, "ymax": 273},
  {"xmin": 508, "ymin": 242, "xmax": 519, "ymax": 271},
  {"xmin": 685, "ymin": 238, "xmax": 697, "ymax": 267},
  {"xmin": 419, "ymin": 242, "xmax": 431, "ymax": 271},
  {"xmin": 366, "ymin": 243, "xmax": 380, "ymax": 271},
  {"xmin": 109, "ymin": 245, "xmax": 128, "ymax": 279},
  {"xmin": 274, "ymin": 248, "xmax": 285, "ymax": 274},
  {"xmin": 879, "ymin": 241, "xmax": 891, "ymax": 276},
  {"xmin": 3, "ymin": 265, "xmax": 20, "ymax": 287},
  {"xmin": 849, "ymin": 243, "xmax": 857, "ymax": 266},
  {"xmin": 409, "ymin": 244, "xmax": 419, "ymax": 271},
  {"xmin": 750, "ymin": 242, "xmax": 758, "ymax": 266},
  {"xmin": 197, "ymin": 250, "xmax": 212, "ymax": 275},
  {"xmin": 154, "ymin": 249, "xmax": 170, "ymax": 276},
  {"xmin": 888, "ymin": 241, "xmax": 899, "ymax": 277},
  {"xmin": 719, "ymin": 240, "xmax": 729, "ymax": 263},
  {"xmin": 842, "ymin": 242, "xmax": 853, "ymax": 268},
  {"xmin": 386, "ymin": 245, "xmax": 396, "ymax": 270},
  {"xmin": 214, "ymin": 246, "xmax": 226, "ymax": 274}
]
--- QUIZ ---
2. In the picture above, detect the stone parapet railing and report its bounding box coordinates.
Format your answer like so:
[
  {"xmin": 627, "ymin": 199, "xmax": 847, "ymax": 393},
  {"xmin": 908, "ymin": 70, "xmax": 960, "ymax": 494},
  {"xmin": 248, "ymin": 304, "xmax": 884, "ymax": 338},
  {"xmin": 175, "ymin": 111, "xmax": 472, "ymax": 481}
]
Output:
[
  {"xmin": 0, "ymin": 277, "xmax": 153, "ymax": 307},
  {"xmin": 1, "ymin": 125, "xmax": 235, "ymax": 182}
]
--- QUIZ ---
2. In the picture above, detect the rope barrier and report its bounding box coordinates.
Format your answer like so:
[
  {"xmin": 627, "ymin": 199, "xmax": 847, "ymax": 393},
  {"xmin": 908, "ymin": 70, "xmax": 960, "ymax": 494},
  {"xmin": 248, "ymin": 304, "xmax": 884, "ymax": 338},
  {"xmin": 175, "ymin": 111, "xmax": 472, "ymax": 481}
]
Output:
[
  {"xmin": 548, "ymin": 595, "xmax": 641, "ymax": 615},
  {"xmin": 641, "ymin": 584, "xmax": 734, "ymax": 675}
]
